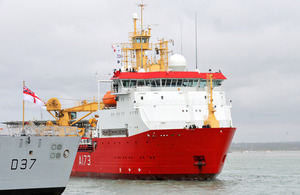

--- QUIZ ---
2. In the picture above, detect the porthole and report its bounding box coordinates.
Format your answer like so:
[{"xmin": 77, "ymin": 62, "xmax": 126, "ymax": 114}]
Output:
[
  {"xmin": 63, "ymin": 149, "xmax": 70, "ymax": 158},
  {"xmin": 57, "ymin": 144, "xmax": 62, "ymax": 150},
  {"xmin": 50, "ymin": 153, "xmax": 55, "ymax": 159},
  {"xmin": 51, "ymin": 144, "xmax": 56, "ymax": 150}
]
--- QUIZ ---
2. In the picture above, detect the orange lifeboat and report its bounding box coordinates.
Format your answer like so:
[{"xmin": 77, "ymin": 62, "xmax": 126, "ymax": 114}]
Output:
[{"xmin": 103, "ymin": 91, "xmax": 116, "ymax": 107}]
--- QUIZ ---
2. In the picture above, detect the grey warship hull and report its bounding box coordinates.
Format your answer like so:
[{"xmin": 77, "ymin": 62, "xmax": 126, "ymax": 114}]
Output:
[{"xmin": 0, "ymin": 126, "xmax": 80, "ymax": 195}]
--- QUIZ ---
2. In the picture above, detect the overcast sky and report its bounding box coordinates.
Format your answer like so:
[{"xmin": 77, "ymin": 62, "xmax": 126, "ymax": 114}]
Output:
[{"xmin": 1, "ymin": 0, "xmax": 299, "ymax": 143}]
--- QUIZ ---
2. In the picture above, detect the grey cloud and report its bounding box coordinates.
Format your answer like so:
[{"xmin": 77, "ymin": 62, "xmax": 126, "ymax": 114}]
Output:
[{"xmin": 1, "ymin": 0, "xmax": 300, "ymax": 142}]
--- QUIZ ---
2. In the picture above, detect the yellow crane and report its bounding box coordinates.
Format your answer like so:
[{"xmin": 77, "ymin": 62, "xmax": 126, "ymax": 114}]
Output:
[{"xmin": 46, "ymin": 98, "xmax": 104, "ymax": 136}]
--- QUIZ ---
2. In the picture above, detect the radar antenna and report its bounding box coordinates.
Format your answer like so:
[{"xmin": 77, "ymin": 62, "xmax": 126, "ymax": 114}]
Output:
[{"xmin": 138, "ymin": 0, "xmax": 146, "ymax": 69}]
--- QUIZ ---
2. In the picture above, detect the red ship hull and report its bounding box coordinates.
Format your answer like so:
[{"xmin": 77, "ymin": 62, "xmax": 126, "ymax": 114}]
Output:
[{"xmin": 71, "ymin": 127, "xmax": 236, "ymax": 180}]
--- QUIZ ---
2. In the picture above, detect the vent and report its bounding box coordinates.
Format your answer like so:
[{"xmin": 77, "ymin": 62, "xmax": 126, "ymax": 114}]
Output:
[
  {"xmin": 19, "ymin": 139, "xmax": 23, "ymax": 148},
  {"xmin": 38, "ymin": 139, "xmax": 42, "ymax": 148}
]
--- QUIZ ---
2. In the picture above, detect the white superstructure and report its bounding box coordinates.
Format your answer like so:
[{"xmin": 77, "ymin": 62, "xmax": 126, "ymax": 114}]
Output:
[{"xmin": 97, "ymin": 71, "xmax": 233, "ymax": 138}]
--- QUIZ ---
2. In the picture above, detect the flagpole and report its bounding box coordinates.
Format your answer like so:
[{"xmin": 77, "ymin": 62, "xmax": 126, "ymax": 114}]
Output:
[{"xmin": 23, "ymin": 81, "xmax": 25, "ymax": 129}]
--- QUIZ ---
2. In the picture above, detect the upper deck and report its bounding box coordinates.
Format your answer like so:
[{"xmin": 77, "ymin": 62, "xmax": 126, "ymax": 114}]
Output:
[
  {"xmin": 110, "ymin": 70, "xmax": 227, "ymax": 91},
  {"xmin": 0, "ymin": 125, "xmax": 79, "ymax": 137},
  {"xmin": 112, "ymin": 70, "xmax": 226, "ymax": 80}
]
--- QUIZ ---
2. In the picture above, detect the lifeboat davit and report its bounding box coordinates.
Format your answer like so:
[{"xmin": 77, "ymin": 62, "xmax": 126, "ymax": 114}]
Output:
[{"xmin": 103, "ymin": 91, "xmax": 116, "ymax": 107}]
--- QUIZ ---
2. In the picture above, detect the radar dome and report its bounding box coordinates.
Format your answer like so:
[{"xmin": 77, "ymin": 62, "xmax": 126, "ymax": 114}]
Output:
[
  {"xmin": 132, "ymin": 13, "xmax": 138, "ymax": 20},
  {"xmin": 168, "ymin": 54, "xmax": 187, "ymax": 71}
]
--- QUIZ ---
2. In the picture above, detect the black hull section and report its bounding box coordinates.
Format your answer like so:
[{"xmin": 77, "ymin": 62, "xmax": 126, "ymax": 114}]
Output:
[
  {"xmin": 0, "ymin": 187, "xmax": 65, "ymax": 195},
  {"xmin": 72, "ymin": 172, "xmax": 218, "ymax": 181}
]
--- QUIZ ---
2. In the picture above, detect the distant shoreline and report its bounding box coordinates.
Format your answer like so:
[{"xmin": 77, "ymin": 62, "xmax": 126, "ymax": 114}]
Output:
[{"xmin": 230, "ymin": 141, "xmax": 300, "ymax": 151}]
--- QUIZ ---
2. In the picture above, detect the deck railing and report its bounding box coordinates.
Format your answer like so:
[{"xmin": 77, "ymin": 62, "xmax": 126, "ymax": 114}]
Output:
[{"xmin": 3, "ymin": 126, "xmax": 79, "ymax": 137}]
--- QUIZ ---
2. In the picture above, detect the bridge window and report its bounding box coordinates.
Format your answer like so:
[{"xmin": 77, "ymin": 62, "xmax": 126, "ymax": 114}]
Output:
[
  {"xmin": 198, "ymin": 79, "xmax": 222, "ymax": 88},
  {"xmin": 193, "ymin": 79, "xmax": 199, "ymax": 87},
  {"xmin": 177, "ymin": 79, "xmax": 183, "ymax": 86},
  {"xmin": 171, "ymin": 79, "xmax": 177, "ymax": 87},
  {"xmin": 151, "ymin": 80, "xmax": 157, "ymax": 87},
  {"xmin": 161, "ymin": 79, "xmax": 166, "ymax": 86},
  {"xmin": 122, "ymin": 78, "xmax": 201, "ymax": 88},
  {"xmin": 136, "ymin": 38, "xmax": 141, "ymax": 43},
  {"xmin": 156, "ymin": 79, "xmax": 161, "ymax": 87},
  {"xmin": 122, "ymin": 80, "xmax": 130, "ymax": 87},
  {"xmin": 183, "ymin": 79, "xmax": 188, "ymax": 87},
  {"xmin": 214, "ymin": 80, "xmax": 222, "ymax": 86},
  {"xmin": 188, "ymin": 79, "xmax": 193, "ymax": 87},
  {"xmin": 158, "ymin": 79, "xmax": 200, "ymax": 87},
  {"xmin": 137, "ymin": 80, "xmax": 145, "ymax": 86},
  {"xmin": 166, "ymin": 79, "xmax": 171, "ymax": 87},
  {"xmin": 145, "ymin": 80, "xmax": 151, "ymax": 86},
  {"xmin": 199, "ymin": 80, "xmax": 206, "ymax": 88},
  {"xmin": 129, "ymin": 80, "xmax": 137, "ymax": 87},
  {"xmin": 142, "ymin": 38, "xmax": 148, "ymax": 43}
]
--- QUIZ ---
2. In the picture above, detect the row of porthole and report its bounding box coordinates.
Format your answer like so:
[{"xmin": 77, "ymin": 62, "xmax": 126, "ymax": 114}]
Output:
[
  {"xmin": 101, "ymin": 141, "xmax": 139, "ymax": 145},
  {"xmin": 102, "ymin": 142, "xmax": 121, "ymax": 144},
  {"xmin": 110, "ymin": 112, "xmax": 125, "ymax": 116},
  {"xmin": 50, "ymin": 152, "xmax": 61, "ymax": 159},
  {"xmin": 100, "ymin": 134, "xmax": 181, "ymax": 146},
  {"xmin": 114, "ymin": 156, "xmax": 134, "ymax": 159},
  {"xmin": 129, "ymin": 111, "xmax": 139, "ymax": 115},
  {"xmin": 140, "ymin": 96, "xmax": 164, "ymax": 100},
  {"xmin": 139, "ymin": 156, "xmax": 155, "ymax": 159},
  {"xmin": 50, "ymin": 150, "xmax": 69, "ymax": 159},
  {"xmin": 152, "ymin": 134, "xmax": 180, "ymax": 137},
  {"xmin": 182, "ymin": 110, "xmax": 202, "ymax": 112},
  {"xmin": 113, "ymin": 156, "xmax": 156, "ymax": 160},
  {"xmin": 148, "ymin": 135, "xmax": 177, "ymax": 138},
  {"xmin": 51, "ymin": 144, "xmax": 62, "ymax": 150}
]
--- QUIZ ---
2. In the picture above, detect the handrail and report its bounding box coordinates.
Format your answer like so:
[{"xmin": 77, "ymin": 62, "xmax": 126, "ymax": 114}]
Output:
[{"xmin": 4, "ymin": 126, "xmax": 79, "ymax": 137}]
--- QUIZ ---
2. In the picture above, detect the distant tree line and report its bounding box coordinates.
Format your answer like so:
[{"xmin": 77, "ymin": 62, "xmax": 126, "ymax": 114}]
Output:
[{"xmin": 230, "ymin": 142, "xmax": 300, "ymax": 151}]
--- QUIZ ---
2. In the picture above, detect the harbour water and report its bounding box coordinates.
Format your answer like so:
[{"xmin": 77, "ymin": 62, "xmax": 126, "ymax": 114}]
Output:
[{"xmin": 64, "ymin": 151, "xmax": 300, "ymax": 194}]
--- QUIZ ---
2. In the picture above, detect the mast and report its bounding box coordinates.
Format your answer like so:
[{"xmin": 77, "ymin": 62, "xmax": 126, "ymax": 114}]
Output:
[
  {"xmin": 180, "ymin": 22, "xmax": 183, "ymax": 54},
  {"xmin": 23, "ymin": 81, "xmax": 25, "ymax": 129},
  {"xmin": 138, "ymin": 0, "xmax": 146, "ymax": 70},
  {"xmin": 113, "ymin": 1, "xmax": 171, "ymax": 72},
  {"xmin": 204, "ymin": 74, "xmax": 220, "ymax": 128},
  {"xmin": 195, "ymin": 12, "xmax": 198, "ymax": 69}
]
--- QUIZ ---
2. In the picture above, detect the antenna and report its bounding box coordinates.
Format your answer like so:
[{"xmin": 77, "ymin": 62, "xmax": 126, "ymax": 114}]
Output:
[
  {"xmin": 195, "ymin": 12, "xmax": 198, "ymax": 69},
  {"xmin": 138, "ymin": 0, "xmax": 146, "ymax": 69},
  {"xmin": 180, "ymin": 22, "xmax": 183, "ymax": 54}
]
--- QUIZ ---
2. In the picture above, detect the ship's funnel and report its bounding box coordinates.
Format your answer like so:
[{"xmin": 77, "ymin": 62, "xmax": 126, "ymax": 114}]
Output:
[{"xmin": 168, "ymin": 54, "xmax": 187, "ymax": 71}]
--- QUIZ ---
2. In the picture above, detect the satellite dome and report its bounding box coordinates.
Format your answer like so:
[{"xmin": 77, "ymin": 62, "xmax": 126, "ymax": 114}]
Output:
[
  {"xmin": 132, "ymin": 13, "xmax": 138, "ymax": 20},
  {"xmin": 168, "ymin": 54, "xmax": 187, "ymax": 71}
]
